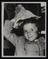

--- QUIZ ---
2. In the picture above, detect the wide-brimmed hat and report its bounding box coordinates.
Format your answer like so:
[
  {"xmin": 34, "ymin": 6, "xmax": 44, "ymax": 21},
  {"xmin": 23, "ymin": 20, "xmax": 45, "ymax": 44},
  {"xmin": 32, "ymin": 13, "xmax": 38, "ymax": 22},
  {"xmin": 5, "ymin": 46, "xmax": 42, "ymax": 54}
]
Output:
[{"xmin": 11, "ymin": 5, "xmax": 40, "ymax": 28}]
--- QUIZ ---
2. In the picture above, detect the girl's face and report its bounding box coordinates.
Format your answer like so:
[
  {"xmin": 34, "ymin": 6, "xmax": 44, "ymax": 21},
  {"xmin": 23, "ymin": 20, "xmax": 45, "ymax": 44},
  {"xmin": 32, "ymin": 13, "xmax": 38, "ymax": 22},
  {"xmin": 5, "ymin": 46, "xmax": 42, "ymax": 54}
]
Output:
[{"xmin": 23, "ymin": 23, "xmax": 38, "ymax": 41}]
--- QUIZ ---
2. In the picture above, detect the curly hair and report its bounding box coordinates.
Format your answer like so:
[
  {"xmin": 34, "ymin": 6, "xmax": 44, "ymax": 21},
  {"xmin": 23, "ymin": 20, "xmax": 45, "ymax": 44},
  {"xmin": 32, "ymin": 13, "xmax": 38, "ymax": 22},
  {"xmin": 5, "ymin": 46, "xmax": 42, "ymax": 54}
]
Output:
[{"xmin": 11, "ymin": 17, "xmax": 41, "ymax": 36}]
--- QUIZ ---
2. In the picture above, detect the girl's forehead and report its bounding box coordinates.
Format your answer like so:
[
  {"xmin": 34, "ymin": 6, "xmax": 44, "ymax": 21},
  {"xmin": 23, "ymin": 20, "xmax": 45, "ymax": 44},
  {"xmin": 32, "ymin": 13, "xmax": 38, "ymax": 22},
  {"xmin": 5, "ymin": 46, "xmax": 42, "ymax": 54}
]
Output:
[{"xmin": 23, "ymin": 23, "xmax": 37, "ymax": 30}]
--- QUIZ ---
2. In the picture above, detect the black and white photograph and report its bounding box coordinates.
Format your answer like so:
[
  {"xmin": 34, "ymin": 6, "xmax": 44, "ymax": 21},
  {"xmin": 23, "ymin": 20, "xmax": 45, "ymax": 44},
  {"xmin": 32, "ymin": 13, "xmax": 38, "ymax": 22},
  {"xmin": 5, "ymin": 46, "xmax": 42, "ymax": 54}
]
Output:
[{"xmin": 2, "ymin": 2, "xmax": 46, "ymax": 57}]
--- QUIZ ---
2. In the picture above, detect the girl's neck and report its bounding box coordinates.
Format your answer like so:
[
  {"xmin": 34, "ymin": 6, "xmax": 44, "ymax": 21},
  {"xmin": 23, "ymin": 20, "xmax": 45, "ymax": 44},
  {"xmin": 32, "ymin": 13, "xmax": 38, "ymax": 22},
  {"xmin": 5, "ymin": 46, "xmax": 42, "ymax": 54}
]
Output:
[{"xmin": 24, "ymin": 38, "xmax": 38, "ymax": 44}]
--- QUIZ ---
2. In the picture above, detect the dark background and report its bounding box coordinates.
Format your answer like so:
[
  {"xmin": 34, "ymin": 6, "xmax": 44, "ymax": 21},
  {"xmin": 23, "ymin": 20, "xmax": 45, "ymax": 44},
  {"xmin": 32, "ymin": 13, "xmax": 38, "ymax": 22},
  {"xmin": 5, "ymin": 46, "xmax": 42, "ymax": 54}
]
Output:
[{"xmin": 4, "ymin": 3, "xmax": 45, "ymax": 56}]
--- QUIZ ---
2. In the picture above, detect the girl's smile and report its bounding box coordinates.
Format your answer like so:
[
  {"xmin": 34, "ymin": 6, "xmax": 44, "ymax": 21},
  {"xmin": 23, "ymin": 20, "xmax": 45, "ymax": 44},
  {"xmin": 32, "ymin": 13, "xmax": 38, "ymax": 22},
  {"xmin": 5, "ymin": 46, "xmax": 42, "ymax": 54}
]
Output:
[{"xmin": 23, "ymin": 23, "xmax": 38, "ymax": 41}]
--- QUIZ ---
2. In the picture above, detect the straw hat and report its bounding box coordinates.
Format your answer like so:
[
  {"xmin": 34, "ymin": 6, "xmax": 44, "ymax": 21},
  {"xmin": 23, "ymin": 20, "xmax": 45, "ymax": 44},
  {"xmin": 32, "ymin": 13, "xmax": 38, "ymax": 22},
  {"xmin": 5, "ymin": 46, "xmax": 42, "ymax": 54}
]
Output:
[{"xmin": 11, "ymin": 5, "xmax": 40, "ymax": 28}]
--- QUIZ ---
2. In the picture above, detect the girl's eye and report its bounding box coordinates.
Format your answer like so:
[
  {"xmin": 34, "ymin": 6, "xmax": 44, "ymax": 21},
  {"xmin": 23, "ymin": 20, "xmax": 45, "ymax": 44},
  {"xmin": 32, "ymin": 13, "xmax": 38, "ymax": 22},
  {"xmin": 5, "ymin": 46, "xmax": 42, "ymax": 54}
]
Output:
[
  {"xmin": 24, "ymin": 30, "xmax": 27, "ymax": 33},
  {"xmin": 31, "ymin": 29, "xmax": 33, "ymax": 31}
]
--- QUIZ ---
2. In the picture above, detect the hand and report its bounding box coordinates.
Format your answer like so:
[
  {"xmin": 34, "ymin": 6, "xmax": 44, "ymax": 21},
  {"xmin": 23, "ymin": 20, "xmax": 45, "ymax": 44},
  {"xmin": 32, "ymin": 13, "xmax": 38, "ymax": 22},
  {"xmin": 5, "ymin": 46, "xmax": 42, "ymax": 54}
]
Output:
[{"xmin": 11, "ymin": 18, "xmax": 23, "ymax": 29}]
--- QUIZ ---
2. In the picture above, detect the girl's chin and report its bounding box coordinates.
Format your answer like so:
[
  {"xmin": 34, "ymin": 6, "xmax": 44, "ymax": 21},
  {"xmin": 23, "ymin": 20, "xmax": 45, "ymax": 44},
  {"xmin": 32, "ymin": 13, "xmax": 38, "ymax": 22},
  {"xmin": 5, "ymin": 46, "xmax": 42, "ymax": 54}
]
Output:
[{"xmin": 27, "ymin": 38, "xmax": 35, "ymax": 41}]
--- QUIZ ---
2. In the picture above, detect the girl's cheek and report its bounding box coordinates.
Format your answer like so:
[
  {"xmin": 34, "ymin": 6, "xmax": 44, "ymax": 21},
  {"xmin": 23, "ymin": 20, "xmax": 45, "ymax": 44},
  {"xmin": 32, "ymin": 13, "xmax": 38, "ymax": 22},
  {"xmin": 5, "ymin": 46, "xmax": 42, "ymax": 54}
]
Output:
[
  {"xmin": 33, "ymin": 33, "xmax": 38, "ymax": 38},
  {"xmin": 24, "ymin": 33, "xmax": 28, "ymax": 39}
]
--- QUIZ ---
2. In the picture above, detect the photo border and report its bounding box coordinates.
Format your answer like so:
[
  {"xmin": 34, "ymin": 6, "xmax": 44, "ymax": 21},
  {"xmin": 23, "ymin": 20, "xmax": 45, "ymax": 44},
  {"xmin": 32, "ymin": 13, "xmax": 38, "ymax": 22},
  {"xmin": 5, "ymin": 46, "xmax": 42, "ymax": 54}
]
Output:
[{"xmin": 1, "ymin": 2, "xmax": 47, "ymax": 58}]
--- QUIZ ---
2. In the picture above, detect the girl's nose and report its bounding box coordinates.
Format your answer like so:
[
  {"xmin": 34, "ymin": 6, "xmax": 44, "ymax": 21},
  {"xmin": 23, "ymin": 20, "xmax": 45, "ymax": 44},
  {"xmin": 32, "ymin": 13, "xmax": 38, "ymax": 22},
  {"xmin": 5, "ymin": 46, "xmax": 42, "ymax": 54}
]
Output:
[{"xmin": 27, "ymin": 32, "xmax": 32, "ymax": 37}]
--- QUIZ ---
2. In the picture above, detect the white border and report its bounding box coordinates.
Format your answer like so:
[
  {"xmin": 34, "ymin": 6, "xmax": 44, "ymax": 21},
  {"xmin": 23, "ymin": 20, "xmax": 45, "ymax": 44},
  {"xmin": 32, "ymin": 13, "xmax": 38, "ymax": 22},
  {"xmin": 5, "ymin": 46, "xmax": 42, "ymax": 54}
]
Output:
[
  {"xmin": 2, "ymin": 2, "xmax": 4, "ymax": 57},
  {"xmin": 2, "ymin": 2, "xmax": 47, "ymax": 58}
]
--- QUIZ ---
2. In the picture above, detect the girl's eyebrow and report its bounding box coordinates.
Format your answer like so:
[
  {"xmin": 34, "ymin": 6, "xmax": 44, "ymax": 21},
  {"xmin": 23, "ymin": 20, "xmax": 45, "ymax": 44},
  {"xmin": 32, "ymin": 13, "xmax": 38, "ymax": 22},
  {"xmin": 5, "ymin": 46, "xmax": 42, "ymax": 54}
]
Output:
[{"xmin": 24, "ymin": 30, "xmax": 27, "ymax": 32}]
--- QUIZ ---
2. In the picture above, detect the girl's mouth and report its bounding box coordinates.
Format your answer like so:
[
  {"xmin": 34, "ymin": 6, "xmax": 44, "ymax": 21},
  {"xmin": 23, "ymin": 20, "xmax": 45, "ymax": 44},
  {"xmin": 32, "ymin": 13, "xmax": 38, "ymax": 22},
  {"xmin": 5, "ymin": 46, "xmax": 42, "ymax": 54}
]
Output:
[{"xmin": 28, "ymin": 36, "xmax": 33, "ymax": 39}]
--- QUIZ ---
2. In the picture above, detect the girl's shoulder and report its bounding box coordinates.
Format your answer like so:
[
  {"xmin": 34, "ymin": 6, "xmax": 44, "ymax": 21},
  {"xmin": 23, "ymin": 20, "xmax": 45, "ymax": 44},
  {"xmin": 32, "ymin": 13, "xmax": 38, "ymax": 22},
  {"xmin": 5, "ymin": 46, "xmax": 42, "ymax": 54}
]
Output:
[
  {"xmin": 35, "ymin": 36, "xmax": 45, "ymax": 49},
  {"xmin": 38, "ymin": 37, "xmax": 45, "ymax": 43}
]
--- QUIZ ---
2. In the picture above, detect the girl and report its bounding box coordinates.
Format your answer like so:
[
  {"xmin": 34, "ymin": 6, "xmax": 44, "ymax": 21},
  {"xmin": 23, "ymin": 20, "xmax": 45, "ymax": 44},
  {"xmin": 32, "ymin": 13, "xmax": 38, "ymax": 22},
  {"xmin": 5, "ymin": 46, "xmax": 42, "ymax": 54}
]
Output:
[
  {"xmin": 4, "ymin": 5, "xmax": 45, "ymax": 56},
  {"xmin": 13, "ymin": 17, "xmax": 45, "ymax": 56}
]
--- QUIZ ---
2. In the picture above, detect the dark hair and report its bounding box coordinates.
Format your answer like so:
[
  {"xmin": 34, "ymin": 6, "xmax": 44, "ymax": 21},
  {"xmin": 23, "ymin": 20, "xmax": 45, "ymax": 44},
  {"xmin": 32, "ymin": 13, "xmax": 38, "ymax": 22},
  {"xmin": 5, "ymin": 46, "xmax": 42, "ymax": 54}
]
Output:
[
  {"xmin": 11, "ymin": 17, "xmax": 41, "ymax": 36},
  {"xmin": 21, "ymin": 17, "xmax": 39, "ymax": 28}
]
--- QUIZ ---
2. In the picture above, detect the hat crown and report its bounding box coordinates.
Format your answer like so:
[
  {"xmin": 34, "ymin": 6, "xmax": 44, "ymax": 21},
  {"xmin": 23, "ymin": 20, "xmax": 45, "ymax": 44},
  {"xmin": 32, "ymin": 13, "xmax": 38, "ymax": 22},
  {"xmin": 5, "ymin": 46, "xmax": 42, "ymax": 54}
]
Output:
[{"xmin": 14, "ymin": 5, "xmax": 40, "ymax": 20}]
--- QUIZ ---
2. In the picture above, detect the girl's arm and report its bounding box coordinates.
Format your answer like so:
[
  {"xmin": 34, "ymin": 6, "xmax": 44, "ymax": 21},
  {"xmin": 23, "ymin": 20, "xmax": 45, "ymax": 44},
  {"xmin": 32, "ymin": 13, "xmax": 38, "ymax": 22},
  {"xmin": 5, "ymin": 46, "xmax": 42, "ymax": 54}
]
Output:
[{"xmin": 4, "ymin": 20, "xmax": 18, "ymax": 46}]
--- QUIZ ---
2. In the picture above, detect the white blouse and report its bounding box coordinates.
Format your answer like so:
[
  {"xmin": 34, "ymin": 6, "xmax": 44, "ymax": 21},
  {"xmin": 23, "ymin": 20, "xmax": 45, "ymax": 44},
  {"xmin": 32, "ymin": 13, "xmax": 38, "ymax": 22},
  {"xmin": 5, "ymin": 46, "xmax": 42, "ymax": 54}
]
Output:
[{"xmin": 4, "ymin": 20, "xmax": 45, "ymax": 56}]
